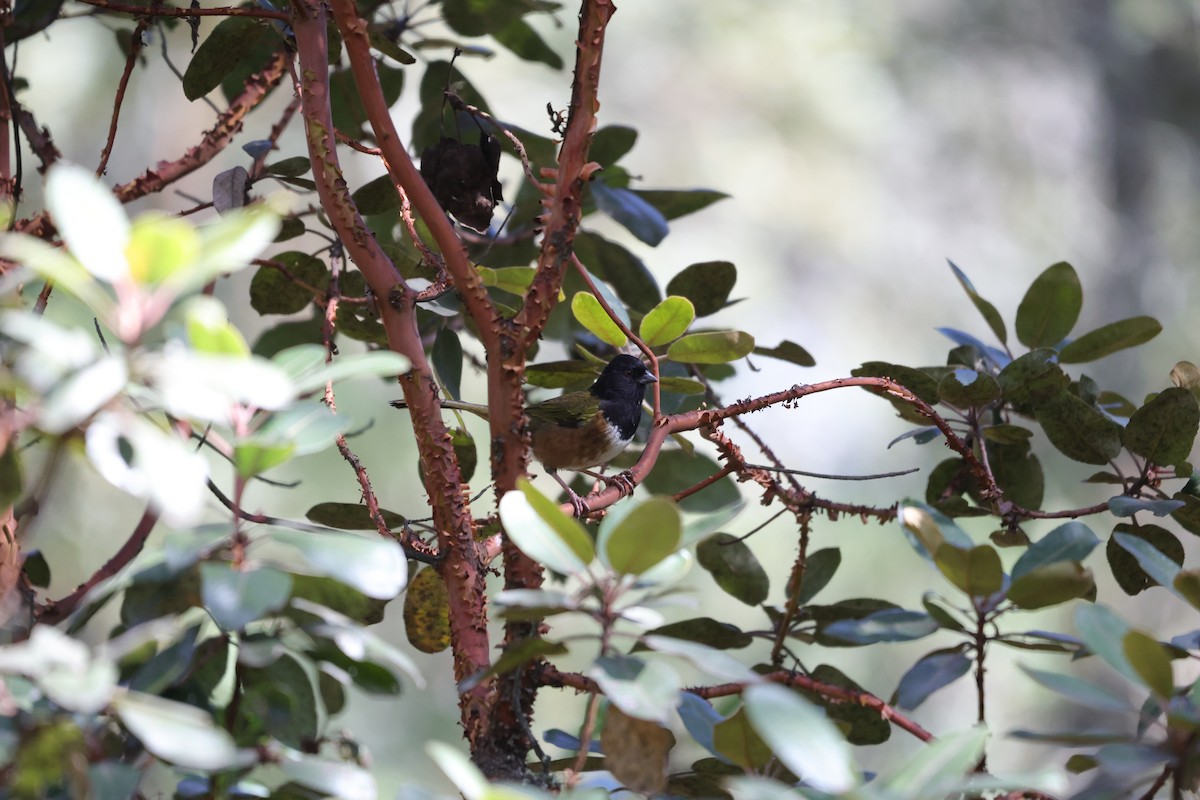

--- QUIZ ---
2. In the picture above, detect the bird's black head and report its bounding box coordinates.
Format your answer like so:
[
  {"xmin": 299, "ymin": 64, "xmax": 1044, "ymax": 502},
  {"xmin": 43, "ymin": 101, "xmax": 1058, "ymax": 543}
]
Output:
[{"xmin": 589, "ymin": 354, "xmax": 657, "ymax": 403}]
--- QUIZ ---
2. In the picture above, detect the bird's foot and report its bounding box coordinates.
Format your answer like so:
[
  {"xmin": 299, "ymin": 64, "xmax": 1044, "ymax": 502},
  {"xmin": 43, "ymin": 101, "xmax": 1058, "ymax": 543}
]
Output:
[
  {"xmin": 565, "ymin": 489, "xmax": 588, "ymax": 518},
  {"xmin": 603, "ymin": 470, "xmax": 637, "ymax": 498}
]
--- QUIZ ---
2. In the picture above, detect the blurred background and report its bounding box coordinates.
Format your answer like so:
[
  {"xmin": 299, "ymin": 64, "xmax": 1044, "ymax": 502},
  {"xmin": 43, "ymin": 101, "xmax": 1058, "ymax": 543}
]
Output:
[{"xmin": 11, "ymin": 0, "xmax": 1200, "ymax": 793}]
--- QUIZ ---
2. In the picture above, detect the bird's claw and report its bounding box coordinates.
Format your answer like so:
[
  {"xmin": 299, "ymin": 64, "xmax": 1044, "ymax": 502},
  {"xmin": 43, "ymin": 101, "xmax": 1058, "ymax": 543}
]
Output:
[
  {"xmin": 603, "ymin": 470, "xmax": 637, "ymax": 498},
  {"xmin": 566, "ymin": 490, "xmax": 588, "ymax": 518}
]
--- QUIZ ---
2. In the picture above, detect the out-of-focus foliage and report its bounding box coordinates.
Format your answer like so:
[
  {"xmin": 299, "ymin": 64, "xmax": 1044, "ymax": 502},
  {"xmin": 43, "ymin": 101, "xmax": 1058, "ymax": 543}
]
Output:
[{"xmin": 2, "ymin": 1, "xmax": 1200, "ymax": 798}]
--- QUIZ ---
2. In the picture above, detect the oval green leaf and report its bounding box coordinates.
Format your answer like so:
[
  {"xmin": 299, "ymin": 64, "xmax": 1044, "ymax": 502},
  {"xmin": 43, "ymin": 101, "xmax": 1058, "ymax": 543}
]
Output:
[
  {"xmin": 403, "ymin": 566, "xmax": 451, "ymax": 654},
  {"xmin": 1008, "ymin": 561, "xmax": 1094, "ymax": 609},
  {"xmin": 639, "ymin": 296, "xmax": 695, "ymax": 347},
  {"xmin": 743, "ymin": 683, "xmax": 858, "ymax": 793},
  {"xmin": 665, "ymin": 261, "xmax": 737, "ymax": 317},
  {"xmin": 600, "ymin": 497, "xmax": 681, "ymax": 575},
  {"xmin": 1015, "ymin": 261, "xmax": 1082, "ymax": 348},
  {"xmin": 571, "ymin": 291, "xmax": 628, "ymax": 347},
  {"xmin": 1059, "ymin": 316, "xmax": 1162, "ymax": 363},
  {"xmin": 1035, "ymin": 390, "xmax": 1123, "ymax": 465},
  {"xmin": 667, "ymin": 330, "xmax": 755, "ymax": 364},
  {"xmin": 1122, "ymin": 387, "xmax": 1200, "ymax": 468},
  {"xmin": 696, "ymin": 533, "xmax": 769, "ymax": 606},
  {"xmin": 497, "ymin": 481, "xmax": 594, "ymax": 574}
]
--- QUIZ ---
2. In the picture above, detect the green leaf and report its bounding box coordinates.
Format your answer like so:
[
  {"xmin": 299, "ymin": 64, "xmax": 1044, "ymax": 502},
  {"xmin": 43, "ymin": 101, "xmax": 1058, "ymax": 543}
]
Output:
[
  {"xmin": 367, "ymin": 29, "xmax": 415, "ymax": 64},
  {"xmin": 997, "ymin": 349, "xmax": 1069, "ymax": 406},
  {"xmin": 591, "ymin": 180, "xmax": 669, "ymax": 246},
  {"xmin": 743, "ymin": 683, "xmax": 858, "ymax": 792},
  {"xmin": 1015, "ymin": 261, "xmax": 1082, "ymax": 348},
  {"xmin": 1123, "ymin": 630, "xmax": 1174, "ymax": 699},
  {"xmin": 183, "ymin": 18, "xmax": 268, "ymax": 101},
  {"xmin": 641, "ymin": 450, "xmax": 741, "ymax": 513},
  {"xmin": 639, "ymin": 296, "xmax": 695, "ymax": 347},
  {"xmin": 895, "ymin": 650, "xmax": 972, "ymax": 710},
  {"xmin": 265, "ymin": 157, "xmax": 312, "ymax": 178},
  {"xmin": 1035, "ymin": 390, "xmax": 1123, "ymax": 465},
  {"xmin": 272, "ymin": 344, "xmax": 410, "ymax": 394},
  {"xmin": 305, "ymin": 502, "xmax": 406, "ymax": 531},
  {"xmin": 665, "ymin": 261, "xmax": 737, "ymax": 317},
  {"xmin": 1108, "ymin": 496, "xmax": 1184, "ymax": 517},
  {"xmin": 201, "ymin": 563, "xmax": 292, "ymax": 630},
  {"xmin": 642, "ymin": 635, "xmax": 759, "ymax": 683},
  {"xmin": 1074, "ymin": 604, "xmax": 1141, "ymax": 686},
  {"xmin": 633, "ymin": 188, "xmax": 729, "ymax": 221},
  {"xmin": 498, "ymin": 481, "xmax": 594, "ymax": 573},
  {"xmin": 127, "ymin": 214, "xmax": 201, "ymax": 286},
  {"xmin": 934, "ymin": 544, "xmax": 1003, "ymax": 597},
  {"xmin": 988, "ymin": 441, "xmax": 1045, "ymax": 511},
  {"xmin": 696, "ymin": 533, "xmax": 769, "ymax": 606},
  {"xmin": 938, "ymin": 368, "xmax": 1001, "ymax": 408},
  {"xmin": 798, "ymin": 664, "xmax": 891, "ymax": 746},
  {"xmin": 350, "ymin": 174, "xmax": 400, "ymax": 215},
  {"xmin": 1012, "ymin": 522, "xmax": 1099, "ymax": 580},
  {"xmin": 491, "ymin": 15, "xmax": 563, "ymax": 68},
  {"xmin": 644, "ymin": 617, "xmax": 752, "ymax": 650},
  {"xmin": 0, "ymin": 236, "xmax": 114, "ymax": 315},
  {"xmin": 982, "ymin": 424, "xmax": 1033, "ymax": 444},
  {"xmin": 403, "ymin": 566, "xmax": 451, "ymax": 654},
  {"xmin": 589, "ymin": 654, "xmax": 681, "ymax": 725},
  {"xmin": 112, "ymin": 692, "xmax": 240, "ymax": 770},
  {"xmin": 791, "ymin": 547, "xmax": 841, "ymax": 605},
  {"xmin": 571, "ymin": 291, "xmax": 628, "ymax": 347},
  {"xmin": 877, "ymin": 725, "xmax": 988, "ymax": 795},
  {"xmin": 590, "ymin": 125, "xmax": 638, "ymax": 165},
  {"xmin": 278, "ymin": 748, "xmax": 376, "ymax": 800},
  {"xmin": 250, "ymin": 252, "xmax": 329, "ymax": 315},
  {"xmin": 947, "ymin": 260, "xmax": 1007, "ymax": 345},
  {"xmin": 823, "ymin": 608, "xmax": 939, "ymax": 644},
  {"xmin": 600, "ymin": 497, "xmax": 681, "ymax": 575},
  {"xmin": 269, "ymin": 528, "xmax": 407, "ymax": 599},
  {"xmin": 713, "ymin": 707, "xmax": 773, "ymax": 770},
  {"xmin": 1059, "ymin": 316, "xmax": 1162, "ymax": 363},
  {"xmin": 753, "ymin": 340, "xmax": 815, "ymax": 367},
  {"xmin": 1021, "ymin": 666, "xmax": 1132, "ymax": 713},
  {"xmin": 45, "ymin": 163, "xmax": 130, "ymax": 284},
  {"xmin": 667, "ymin": 330, "xmax": 755, "ymax": 364},
  {"xmin": 573, "ymin": 231, "xmax": 662, "ymax": 314},
  {"xmin": 1108, "ymin": 524, "xmax": 1184, "ymax": 595},
  {"xmin": 1007, "ymin": 561, "xmax": 1094, "ymax": 609},
  {"xmin": 1123, "ymin": 387, "xmax": 1200, "ymax": 467},
  {"xmin": 852, "ymin": 361, "xmax": 942, "ymax": 405}
]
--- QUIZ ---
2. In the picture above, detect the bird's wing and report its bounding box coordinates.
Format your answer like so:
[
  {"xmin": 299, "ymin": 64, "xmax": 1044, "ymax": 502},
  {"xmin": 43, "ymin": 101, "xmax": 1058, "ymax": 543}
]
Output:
[{"xmin": 526, "ymin": 394, "xmax": 592, "ymax": 429}]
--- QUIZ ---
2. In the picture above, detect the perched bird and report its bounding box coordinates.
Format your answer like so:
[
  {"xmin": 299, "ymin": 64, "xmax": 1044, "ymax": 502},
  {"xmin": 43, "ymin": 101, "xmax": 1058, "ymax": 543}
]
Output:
[{"xmin": 392, "ymin": 354, "xmax": 657, "ymax": 511}]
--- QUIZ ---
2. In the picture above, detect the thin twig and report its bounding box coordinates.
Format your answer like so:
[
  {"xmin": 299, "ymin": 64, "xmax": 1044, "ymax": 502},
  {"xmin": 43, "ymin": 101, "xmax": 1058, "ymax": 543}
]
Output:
[
  {"xmin": 37, "ymin": 507, "xmax": 159, "ymax": 624},
  {"xmin": 76, "ymin": 0, "xmax": 289, "ymax": 20},
  {"xmin": 97, "ymin": 16, "xmax": 149, "ymax": 177}
]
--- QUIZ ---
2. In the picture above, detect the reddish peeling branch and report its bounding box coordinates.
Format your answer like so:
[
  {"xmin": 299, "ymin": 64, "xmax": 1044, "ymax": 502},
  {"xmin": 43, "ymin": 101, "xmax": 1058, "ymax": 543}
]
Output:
[
  {"xmin": 516, "ymin": 0, "xmax": 616, "ymax": 348},
  {"xmin": 13, "ymin": 49, "xmax": 288, "ymax": 239},
  {"xmin": 571, "ymin": 376, "xmax": 992, "ymax": 517},
  {"xmin": 97, "ymin": 16, "xmax": 149, "ymax": 177},
  {"xmin": 540, "ymin": 666, "xmax": 934, "ymax": 743},
  {"xmin": 291, "ymin": 0, "xmax": 492, "ymax": 746},
  {"xmin": 76, "ymin": 0, "xmax": 289, "ymax": 20},
  {"xmin": 328, "ymin": 0, "xmax": 497, "ymax": 348}
]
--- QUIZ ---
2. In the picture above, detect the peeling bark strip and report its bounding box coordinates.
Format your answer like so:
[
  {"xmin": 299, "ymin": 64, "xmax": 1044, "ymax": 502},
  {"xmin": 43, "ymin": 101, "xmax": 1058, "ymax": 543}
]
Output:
[{"xmin": 291, "ymin": 0, "xmax": 494, "ymax": 750}]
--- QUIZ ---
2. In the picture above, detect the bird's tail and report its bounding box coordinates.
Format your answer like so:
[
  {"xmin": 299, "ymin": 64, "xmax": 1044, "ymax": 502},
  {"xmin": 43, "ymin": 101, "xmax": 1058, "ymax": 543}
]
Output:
[{"xmin": 389, "ymin": 398, "xmax": 490, "ymax": 419}]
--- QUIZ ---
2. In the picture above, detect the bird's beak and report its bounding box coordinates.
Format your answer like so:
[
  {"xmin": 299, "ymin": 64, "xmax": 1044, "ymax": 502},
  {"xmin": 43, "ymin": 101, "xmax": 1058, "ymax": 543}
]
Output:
[{"xmin": 640, "ymin": 371, "xmax": 658, "ymax": 385}]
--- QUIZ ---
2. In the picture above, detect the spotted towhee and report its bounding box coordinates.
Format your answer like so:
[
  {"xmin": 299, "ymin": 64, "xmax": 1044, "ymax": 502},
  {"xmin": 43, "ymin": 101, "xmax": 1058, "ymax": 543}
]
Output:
[{"xmin": 392, "ymin": 354, "xmax": 657, "ymax": 509}]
